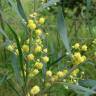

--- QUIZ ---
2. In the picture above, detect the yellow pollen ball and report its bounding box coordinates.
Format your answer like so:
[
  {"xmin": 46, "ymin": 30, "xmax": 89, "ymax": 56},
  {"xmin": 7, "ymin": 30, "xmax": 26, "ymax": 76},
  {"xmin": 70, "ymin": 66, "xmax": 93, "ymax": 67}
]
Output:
[
  {"xmin": 29, "ymin": 69, "xmax": 39, "ymax": 77},
  {"xmin": 42, "ymin": 56, "xmax": 49, "ymax": 63},
  {"xmin": 63, "ymin": 69, "xmax": 68, "ymax": 75},
  {"xmin": 46, "ymin": 70, "xmax": 52, "ymax": 77},
  {"xmin": 81, "ymin": 55, "xmax": 86, "ymax": 62},
  {"xmin": 39, "ymin": 17, "xmax": 45, "ymax": 24},
  {"xmin": 73, "ymin": 43, "xmax": 80, "ymax": 49},
  {"xmin": 57, "ymin": 71, "xmax": 64, "ymax": 78},
  {"xmin": 22, "ymin": 45, "xmax": 29, "ymax": 52},
  {"xmin": 81, "ymin": 45, "xmax": 87, "ymax": 51},
  {"xmin": 36, "ymin": 38, "xmax": 42, "ymax": 44},
  {"xmin": 71, "ymin": 69, "xmax": 79, "ymax": 76},
  {"xmin": 27, "ymin": 54, "xmax": 34, "ymax": 61},
  {"xmin": 35, "ymin": 45, "xmax": 42, "ymax": 52},
  {"xmin": 35, "ymin": 62, "xmax": 43, "ymax": 69},
  {"xmin": 28, "ymin": 20, "xmax": 34, "ymax": 24},
  {"xmin": 51, "ymin": 75, "xmax": 58, "ymax": 82},
  {"xmin": 31, "ymin": 85, "xmax": 40, "ymax": 95},
  {"xmin": 43, "ymin": 48, "xmax": 48, "ymax": 53},
  {"xmin": 35, "ymin": 29, "xmax": 42, "ymax": 36},
  {"xmin": 27, "ymin": 22, "xmax": 36, "ymax": 30}
]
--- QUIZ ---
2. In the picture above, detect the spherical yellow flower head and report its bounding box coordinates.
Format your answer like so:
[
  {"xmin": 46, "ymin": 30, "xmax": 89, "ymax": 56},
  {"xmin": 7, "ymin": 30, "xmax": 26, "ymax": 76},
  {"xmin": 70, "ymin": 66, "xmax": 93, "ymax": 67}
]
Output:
[
  {"xmin": 71, "ymin": 69, "xmax": 79, "ymax": 76},
  {"xmin": 35, "ymin": 62, "xmax": 43, "ymax": 69},
  {"xmin": 29, "ymin": 69, "xmax": 39, "ymax": 77},
  {"xmin": 7, "ymin": 45, "xmax": 14, "ymax": 52},
  {"xmin": 39, "ymin": 17, "xmax": 45, "ymax": 24},
  {"xmin": 36, "ymin": 38, "xmax": 42, "ymax": 44},
  {"xmin": 31, "ymin": 85, "xmax": 40, "ymax": 95},
  {"xmin": 30, "ymin": 12, "xmax": 37, "ymax": 18},
  {"xmin": 27, "ymin": 20, "xmax": 36, "ymax": 30},
  {"xmin": 28, "ymin": 20, "xmax": 34, "ymax": 24},
  {"xmin": 72, "ymin": 43, "xmax": 80, "ymax": 49},
  {"xmin": 63, "ymin": 69, "xmax": 68, "ymax": 76},
  {"xmin": 81, "ymin": 45, "xmax": 87, "ymax": 51},
  {"xmin": 72, "ymin": 52, "xmax": 85, "ymax": 64},
  {"xmin": 46, "ymin": 70, "xmax": 52, "ymax": 77},
  {"xmin": 51, "ymin": 75, "xmax": 58, "ymax": 82},
  {"xmin": 57, "ymin": 71, "xmax": 64, "ymax": 78},
  {"xmin": 81, "ymin": 55, "xmax": 86, "ymax": 62},
  {"xmin": 43, "ymin": 48, "xmax": 48, "ymax": 53},
  {"xmin": 35, "ymin": 29, "xmax": 42, "ymax": 36},
  {"xmin": 22, "ymin": 44, "xmax": 29, "ymax": 53},
  {"xmin": 42, "ymin": 56, "xmax": 49, "ymax": 63},
  {"xmin": 35, "ymin": 45, "xmax": 42, "ymax": 53},
  {"xmin": 27, "ymin": 54, "xmax": 34, "ymax": 61}
]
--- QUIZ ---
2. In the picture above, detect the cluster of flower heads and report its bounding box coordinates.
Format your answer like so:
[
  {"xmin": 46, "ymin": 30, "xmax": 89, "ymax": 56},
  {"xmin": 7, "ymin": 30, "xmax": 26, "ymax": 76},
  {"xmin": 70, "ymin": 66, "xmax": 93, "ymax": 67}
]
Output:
[
  {"xmin": 6, "ymin": 38, "xmax": 88, "ymax": 95},
  {"xmin": 72, "ymin": 43, "xmax": 87, "ymax": 65},
  {"xmin": 6, "ymin": 11, "xmax": 93, "ymax": 96},
  {"xmin": 7, "ymin": 12, "xmax": 49, "ymax": 95},
  {"xmin": 6, "ymin": 41, "xmax": 87, "ymax": 95},
  {"xmin": 24, "ymin": 12, "xmax": 50, "ymax": 95}
]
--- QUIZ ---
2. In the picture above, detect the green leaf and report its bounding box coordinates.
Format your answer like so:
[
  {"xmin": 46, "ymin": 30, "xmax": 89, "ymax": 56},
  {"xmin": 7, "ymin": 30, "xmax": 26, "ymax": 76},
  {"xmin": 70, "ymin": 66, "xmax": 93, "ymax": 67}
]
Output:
[
  {"xmin": 11, "ymin": 54, "xmax": 22, "ymax": 85},
  {"xmin": 15, "ymin": 0, "xmax": 27, "ymax": 21},
  {"xmin": 57, "ymin": 7, "xmax": 71, "ymax": 55},
  {"xmin": 7, "ymin": 80, "xmax": 21, "ymax": 96},
  {"xmin": 0, "ymin": 74, "xmax": 7, "ymax": 86},
  {"xmin": 68, "ymin": 84, "xmax": 96, "ymax": 95},
  {"xmin": 79, "ymin": 79, "xmax": 96, "ymax": 88},
  {"xmin": 7, "ymin": 0, "xmax": 27, "ymax": 21},
  {"xmin": 7, "ymin": 24, "xmax": 25, "ymax": 83},
  {"xmin": 0, "ymin": 28, "xmax": 10, "ymax": 42}
]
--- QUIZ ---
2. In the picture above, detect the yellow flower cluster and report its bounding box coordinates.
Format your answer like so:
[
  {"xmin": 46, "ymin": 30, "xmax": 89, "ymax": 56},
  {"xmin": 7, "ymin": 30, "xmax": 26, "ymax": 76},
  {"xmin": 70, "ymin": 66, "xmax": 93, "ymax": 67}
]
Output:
[
  {"xmin": 27, "ymin": 54, "xmax": 34, "ymax": 61},
  {"xmin": 30, "ymin": 85, "xmax": 40, "ymax": 95},
  {"xmin": 35, "ymin": 45, "xmax": 42, "ymax": 53},
  {"xmin": 81, "ymin": 45, "xmax": 87, "ymax": 51},
  {"xmin": 27, "ymin": 20, "xmax": 36, "ymax": 30},
  {"xmin": 72, "ymin": 52, "xmax": 86, "ymax": 64},
  {"xmin": 26, "ymin": 15, "xmax": 49, "ymax": 81},
  {"xmin": 22, "ymin": 44, "xmax": 29, "ymax": 53},
  {"xmin": 72, "ymin": 43, "xmax": 87, "ymax": 51},
  {"xmin": 35, "ymin": 62, "xmax": 43, "ymax": 69},
  {"xmin": 30, "ymin": 12, "xmax": 37, "ymax": 18},
  {"xmin": 35, "ymin": 29, "xmax": 42, "ymax": 36},
  {"xmin": 39, "ymin": 17, "xmax": 45, "ymax": 24},
  {"xmin": 42, "ymin": 56, "xmax": 49, "ymax": 63},
  {"xmin": 46, "ymin": 69, "xmax": 68, "ymax": 82},
  {"xmin": 46, "ymin": 70, "xmax": 52, "ymax": 77},
  {"xmin": 72, "ymin": 43, "xmax": 80, "ymax": 49},
  {"xmin": 71, "ymin": 69, "xmax": 79, "ymax": 76}
]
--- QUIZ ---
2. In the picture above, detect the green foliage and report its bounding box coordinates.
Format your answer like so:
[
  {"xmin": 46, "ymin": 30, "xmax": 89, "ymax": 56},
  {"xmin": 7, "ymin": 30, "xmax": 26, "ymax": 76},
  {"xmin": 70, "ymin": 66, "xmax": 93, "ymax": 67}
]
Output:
[{"xmin": 0, "ymin": 0, "xmax": 96, "ymax": 96}]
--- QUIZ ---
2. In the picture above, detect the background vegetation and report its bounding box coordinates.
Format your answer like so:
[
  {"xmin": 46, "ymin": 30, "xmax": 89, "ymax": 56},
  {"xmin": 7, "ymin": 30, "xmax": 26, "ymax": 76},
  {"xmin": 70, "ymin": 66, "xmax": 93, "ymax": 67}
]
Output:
[{"xmin": 0, "ymin": 0, "xmax": 96, "ymax": 96}]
